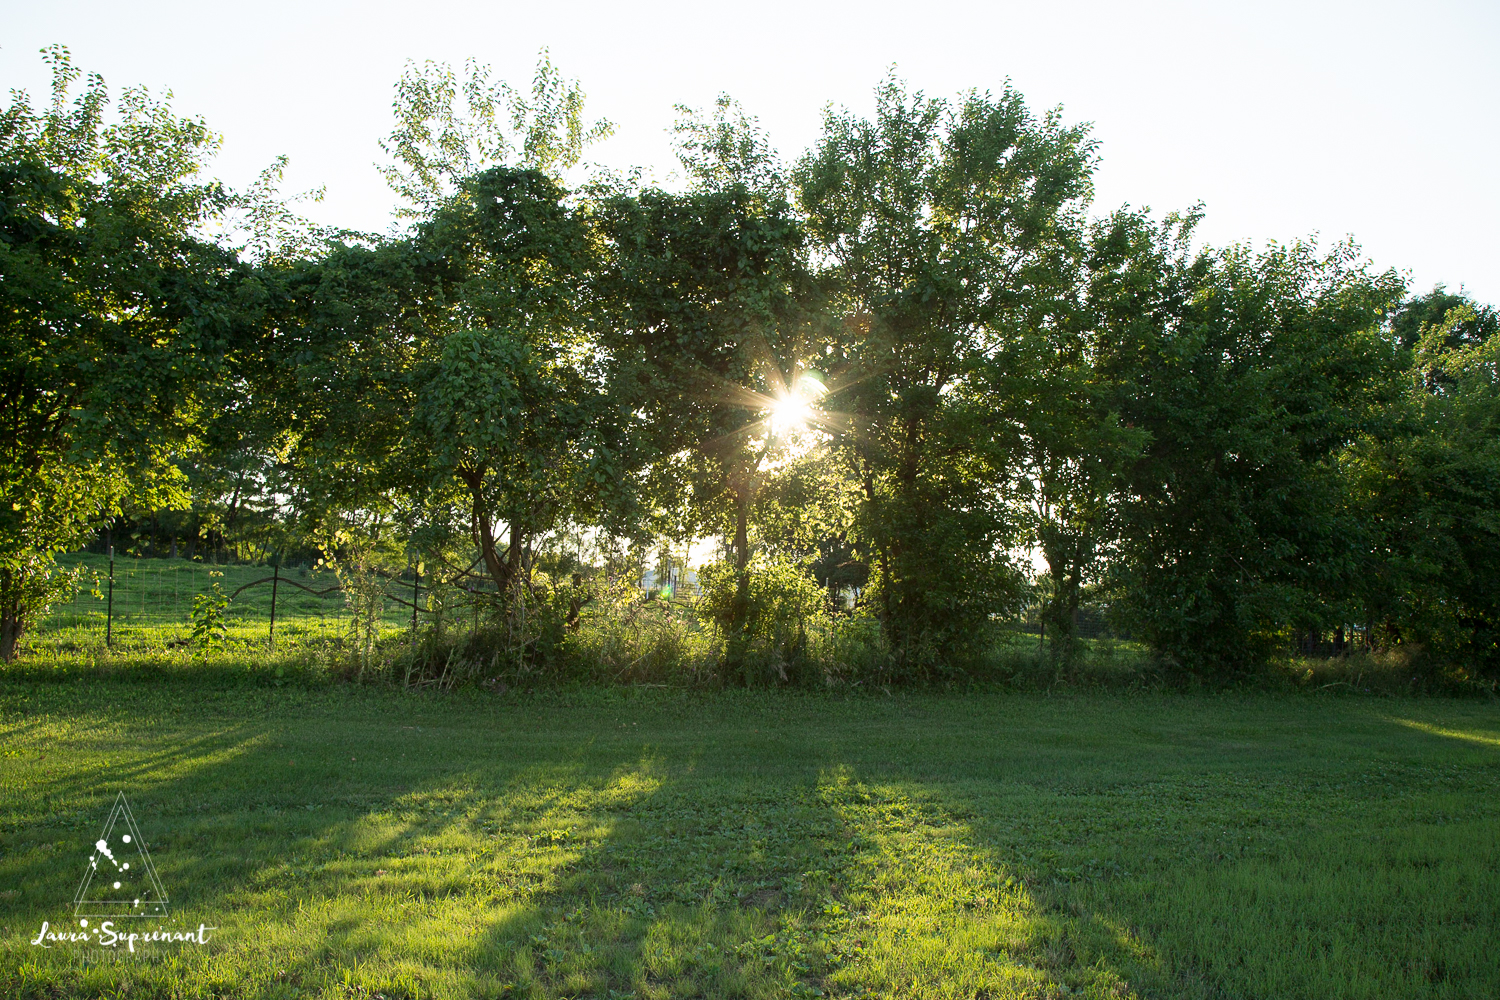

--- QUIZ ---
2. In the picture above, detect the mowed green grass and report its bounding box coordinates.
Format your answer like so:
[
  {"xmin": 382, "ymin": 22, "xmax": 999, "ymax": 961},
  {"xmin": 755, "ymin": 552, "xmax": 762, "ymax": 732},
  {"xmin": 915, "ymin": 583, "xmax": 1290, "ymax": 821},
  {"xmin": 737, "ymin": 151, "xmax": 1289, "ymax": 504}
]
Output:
[{"xmin": 0, "ymin": 684, "xmax": 1496, "ymax": 999}]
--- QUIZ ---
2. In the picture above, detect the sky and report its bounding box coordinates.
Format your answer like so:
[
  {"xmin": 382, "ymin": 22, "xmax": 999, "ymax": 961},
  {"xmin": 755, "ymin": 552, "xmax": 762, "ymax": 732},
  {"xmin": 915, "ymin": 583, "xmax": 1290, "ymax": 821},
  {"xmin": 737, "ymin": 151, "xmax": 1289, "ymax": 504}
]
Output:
[{"xmin": 2, "ymin": 0, "xmax": 1497, "ymax": 305}]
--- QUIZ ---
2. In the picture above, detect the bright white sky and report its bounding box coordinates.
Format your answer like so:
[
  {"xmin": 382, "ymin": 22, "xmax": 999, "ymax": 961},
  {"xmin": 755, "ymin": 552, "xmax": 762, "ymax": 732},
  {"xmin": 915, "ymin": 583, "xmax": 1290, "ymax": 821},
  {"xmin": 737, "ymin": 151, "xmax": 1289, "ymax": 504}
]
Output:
[{"xmin": 3, "ymin": 0, "xmax": 1496, "ymax": 305}]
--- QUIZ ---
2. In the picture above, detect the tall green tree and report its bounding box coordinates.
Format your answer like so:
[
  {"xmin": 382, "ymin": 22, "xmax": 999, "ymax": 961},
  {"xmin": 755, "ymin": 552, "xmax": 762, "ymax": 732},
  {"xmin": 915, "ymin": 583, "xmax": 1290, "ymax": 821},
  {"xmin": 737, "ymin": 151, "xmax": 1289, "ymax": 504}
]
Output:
[
  {"xmin": 266, "ymin": 53, "xmax": 624, "ymax": 603},
  {"xmin": 1344, "ymin": 296, "xmax": 1500, "ymax": 674},
  {"xmin": 412, "ymin": 167, "xmax": 627, "ymax": 595},
  {"xmin": 264, "ymin": 167, "xmax": 623, "ymax": 599},
  {"xmin": 597, "ymin": 181, "xmax": 816, "ymax": 674},
  {"xmin": 0, "ymin": 47, "xmax": 248, "ymax": 659},
  {"xmin": 379, "ymin": 49, "xmax": 612, "ymax": 218},
  {"xmin": 795, "ymin": 75, "xmax": 1097, "ymax": 668},
  {"xmin": 1099, "ymin": 233, "xmax": 1404, "ymax": 673},
  {"xmin": 593, "ymin": 98, "xmax": 825, "ymax": 678},
  {"xmin": 1012, "ymin": 209, "xmax": 1170, "ymax": 661}
]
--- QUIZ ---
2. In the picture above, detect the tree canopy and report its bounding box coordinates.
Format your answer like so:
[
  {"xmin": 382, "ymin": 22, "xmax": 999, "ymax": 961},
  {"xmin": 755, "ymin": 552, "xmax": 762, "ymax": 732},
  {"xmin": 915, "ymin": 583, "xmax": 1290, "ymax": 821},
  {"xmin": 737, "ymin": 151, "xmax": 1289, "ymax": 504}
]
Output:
[{"xmin": 3, "ymin": 47, "xmax": 1496, "ymax": 680}]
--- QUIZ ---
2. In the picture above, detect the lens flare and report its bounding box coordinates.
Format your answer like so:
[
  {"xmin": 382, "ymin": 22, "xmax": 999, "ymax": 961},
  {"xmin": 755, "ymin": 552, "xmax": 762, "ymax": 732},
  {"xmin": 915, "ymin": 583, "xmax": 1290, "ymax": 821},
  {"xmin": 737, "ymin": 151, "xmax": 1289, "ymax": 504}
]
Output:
[
  {"xmin": 766, "ymin": 372, "xmax": 827, "ymax": 436},
  {"xmin": 768, "ymin": 394, "xmax": 813, "ymax": 435}
]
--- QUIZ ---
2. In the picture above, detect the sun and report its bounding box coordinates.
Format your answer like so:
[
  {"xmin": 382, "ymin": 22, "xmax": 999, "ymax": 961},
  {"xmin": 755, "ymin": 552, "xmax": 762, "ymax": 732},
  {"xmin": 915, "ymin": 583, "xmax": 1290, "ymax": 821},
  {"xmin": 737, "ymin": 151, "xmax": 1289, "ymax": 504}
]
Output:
[
  {"xmin": 764, "ymin": 373, "xmax": 826, "ymax": 437},
  {"xmin": 768, "ymin": 394, "xmax": 814, "ymax": 436}
]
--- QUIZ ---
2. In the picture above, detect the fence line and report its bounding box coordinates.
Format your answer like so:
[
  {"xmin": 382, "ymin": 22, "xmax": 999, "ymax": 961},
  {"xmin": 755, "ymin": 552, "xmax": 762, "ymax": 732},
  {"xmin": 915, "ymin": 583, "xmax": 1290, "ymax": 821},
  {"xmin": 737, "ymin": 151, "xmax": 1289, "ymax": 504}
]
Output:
[{"xmin": 37, "ymin": 554, "xmax": 563, "ymax": 650}]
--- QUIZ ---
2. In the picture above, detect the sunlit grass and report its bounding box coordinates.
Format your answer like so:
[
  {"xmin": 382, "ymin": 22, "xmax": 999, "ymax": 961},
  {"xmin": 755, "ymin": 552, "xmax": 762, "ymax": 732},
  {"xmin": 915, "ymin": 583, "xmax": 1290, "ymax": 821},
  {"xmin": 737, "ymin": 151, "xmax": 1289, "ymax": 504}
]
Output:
[{"xmin": 0, "ymin": 686, "xmax": 1496, "ymax": 998}]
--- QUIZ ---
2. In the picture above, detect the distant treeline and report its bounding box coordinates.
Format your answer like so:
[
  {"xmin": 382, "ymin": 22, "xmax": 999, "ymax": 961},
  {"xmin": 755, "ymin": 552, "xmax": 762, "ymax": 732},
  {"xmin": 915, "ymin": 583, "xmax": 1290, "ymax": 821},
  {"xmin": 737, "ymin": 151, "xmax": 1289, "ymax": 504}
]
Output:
[{"xmin": 3, "ymin": 47, "xmax": 1496, "ymax": 679}]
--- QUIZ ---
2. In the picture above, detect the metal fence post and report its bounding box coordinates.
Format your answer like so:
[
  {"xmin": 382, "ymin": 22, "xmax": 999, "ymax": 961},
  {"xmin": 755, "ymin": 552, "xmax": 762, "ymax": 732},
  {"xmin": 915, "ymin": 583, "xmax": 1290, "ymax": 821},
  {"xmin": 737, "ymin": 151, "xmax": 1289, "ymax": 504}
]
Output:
[
  {"xmin": 268, "ymin": 556, "xmax": 281, "ymax": 649},
  {"xmin": 105, "ymin": 533, "xmax": 115, "ymax": 648},
  {"xmin": 411, "ymin": 563, "xmax": 420, "ymax": 634}
]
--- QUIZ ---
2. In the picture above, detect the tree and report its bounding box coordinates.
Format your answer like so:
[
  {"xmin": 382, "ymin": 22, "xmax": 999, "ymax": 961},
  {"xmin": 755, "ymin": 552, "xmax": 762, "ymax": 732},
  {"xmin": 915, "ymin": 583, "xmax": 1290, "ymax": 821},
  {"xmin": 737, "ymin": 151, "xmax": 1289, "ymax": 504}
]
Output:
[
  {"xmin": 266, "ymin": 52, "xmax": 623, "ymax": 615},
  {"xmin": 412, "ymin": 167, "xmax": 625, "ymax": 597},
  {"xmin": 597, "ymin": 180, "xmax": 817, "ymax": 677},
  {"xmin": 1344, "ymin": 296, "xmax": 1500, "ymax": 674},
  {"xmin": 0, "ymin": 47, "xmax": 248, "ymax": 659},
  {"xmin": 1100, "ymin": 232, "xmax": 1405, "ymax": 674},
  {"xmin": 379, "ymin": 49, "xmax": 613, "ymax": 218},
  {"xmin": 590, "ymin": 97, "xmax": 826, "ymax": 679},
  {"xmin": 262, "ymin": 166, "xmax": 622, "ymax": 612},
  {"xmin": 795, "ymin": 74, "xmax": 1097, "ymax": 669},
  {"xmin": 1391, "ymin": 285, "xmax": 1498, "ymax": 351},
  {"xmin": 1012, "ymin": 210, "xmax": 1168, "ymax": 661}
]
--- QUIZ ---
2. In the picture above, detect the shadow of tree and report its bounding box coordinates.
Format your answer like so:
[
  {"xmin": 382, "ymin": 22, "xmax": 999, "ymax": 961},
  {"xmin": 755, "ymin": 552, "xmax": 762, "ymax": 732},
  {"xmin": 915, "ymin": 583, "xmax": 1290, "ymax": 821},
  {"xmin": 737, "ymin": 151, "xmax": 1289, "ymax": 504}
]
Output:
[
  {"xmin": 0, "ymin": 688, "xmax": 1185, "ymax": 998},
  {"xmin": 4, "ymin": 687, "xmax": 1498, "ymax": 999}
]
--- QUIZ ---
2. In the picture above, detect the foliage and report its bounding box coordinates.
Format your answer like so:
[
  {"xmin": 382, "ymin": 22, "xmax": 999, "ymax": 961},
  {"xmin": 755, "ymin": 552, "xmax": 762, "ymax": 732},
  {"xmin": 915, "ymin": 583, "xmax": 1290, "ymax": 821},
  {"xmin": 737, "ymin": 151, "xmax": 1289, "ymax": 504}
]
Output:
[
  {"xmin": 1099, "ymin": 228, "xmax": 1406, "ymax": 674},
  {"xmin": 0, "ymin": 46, "xmax": 248, "ymax": 659},
  {"xmin": 795, "ymin": 74, "xmax": 1096, "ymax": 666},
  {"xmin": 379, "ymin": 49, "xmax": 613, "ymax": 216},
  {"xmin": 1344, "ymin": 300, "xmax": 1500, "ymax": 672},
  {"xmin": 672, "ymin": 94, "xmax": 783, "ymax": 193},
  {"xmin": 596, "ymin": 149, "xmax": 819, "ymax": 675},
  {"xmin": 698, "ymin": 556, "xmax": 829, "ymax": 684},
  {"xmin": 5, "ymin": 49, "xmax": 1499, "ymax": 683},
  {"xmin": 188, "ymin": 580, "xmax": 229, "ymax": 651}
]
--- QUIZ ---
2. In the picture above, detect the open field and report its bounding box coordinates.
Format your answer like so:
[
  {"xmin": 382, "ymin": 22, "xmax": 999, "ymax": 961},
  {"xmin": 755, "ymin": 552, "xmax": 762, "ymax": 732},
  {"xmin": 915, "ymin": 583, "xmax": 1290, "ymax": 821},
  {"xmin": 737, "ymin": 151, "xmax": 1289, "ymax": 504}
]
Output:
[
  {"xmin": 1, "ymin": 683, "xmax": 1496, "ymax": 999},
  {"xmin": 31, "ymin": 555, "xmax": 411, "ymax": 655}
]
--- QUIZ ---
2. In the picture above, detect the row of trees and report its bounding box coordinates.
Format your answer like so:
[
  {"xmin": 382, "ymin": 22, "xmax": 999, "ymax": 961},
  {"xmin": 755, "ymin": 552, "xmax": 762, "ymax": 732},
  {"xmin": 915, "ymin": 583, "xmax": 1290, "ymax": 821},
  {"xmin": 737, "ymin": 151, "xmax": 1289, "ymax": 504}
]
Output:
[{"xmin": 3, "ymin": 48, "xmax": 1496, "ymax": 677}]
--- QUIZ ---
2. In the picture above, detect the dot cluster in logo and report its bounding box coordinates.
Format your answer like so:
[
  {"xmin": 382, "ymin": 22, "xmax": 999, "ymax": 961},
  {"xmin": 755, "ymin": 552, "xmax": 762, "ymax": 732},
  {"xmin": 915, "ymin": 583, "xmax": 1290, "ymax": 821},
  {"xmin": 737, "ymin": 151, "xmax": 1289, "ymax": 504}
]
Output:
[{"xmin": 74, "ymin": 791, "xmax": 168, "ymax": 918}]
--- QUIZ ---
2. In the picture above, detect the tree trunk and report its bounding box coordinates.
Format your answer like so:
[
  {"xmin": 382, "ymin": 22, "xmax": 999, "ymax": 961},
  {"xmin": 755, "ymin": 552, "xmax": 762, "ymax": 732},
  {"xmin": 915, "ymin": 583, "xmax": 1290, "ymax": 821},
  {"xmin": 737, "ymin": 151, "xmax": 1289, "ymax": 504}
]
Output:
[
  {"xmin": 1039, "ymin": 528, "xmax": 1087, "ymax": 665},
  {"xmin": 463, "ymin": 469, "xmax": 512, "ymax": 595},
  {"xmin": 1, "ymin": 568, "xmax": 28, "ymax": 663},
  {"xmin": 0, "ymin": 611, "xmax": 19, "ymax": 662},
  {"xmin": 728, "ymin": 481, "xmax": 752, "ymax": 684},
  {"xmin": 0, "ymin": 593, "xmax": 20, "ymax": 663}
]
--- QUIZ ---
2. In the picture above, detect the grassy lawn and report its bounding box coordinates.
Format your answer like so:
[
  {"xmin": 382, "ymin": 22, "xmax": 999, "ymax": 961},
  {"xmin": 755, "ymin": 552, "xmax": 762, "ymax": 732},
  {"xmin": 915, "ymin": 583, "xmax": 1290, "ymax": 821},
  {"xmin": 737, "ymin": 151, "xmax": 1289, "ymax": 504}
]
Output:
[{"xmin": 0, "ymin": 683, "xmax": 1496, "ymax": 999}]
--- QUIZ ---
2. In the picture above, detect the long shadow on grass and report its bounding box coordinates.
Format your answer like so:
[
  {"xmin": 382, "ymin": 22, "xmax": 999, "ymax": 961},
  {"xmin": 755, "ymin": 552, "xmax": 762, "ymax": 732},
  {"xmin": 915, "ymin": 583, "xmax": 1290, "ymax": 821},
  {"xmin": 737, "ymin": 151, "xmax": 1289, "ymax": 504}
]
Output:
[
  {"xmin": 0, "ymin": 688, "xmax": 1242, "ymax": 998},
  {"xmin": 300, "ymin": 730, "xmax": 842, "ymax": 998},
  {"xmin": 1, "ymin": 695, "xmax": 626, "ymax": 995},
  {"xmin": 12, "ymin": 690, "xmax": 1496, "ymax": 999},
  {"xmin": 221, "ymin": 698, "xmax": 1174, "ymax": 999},
  {"xmin": 308, "ymin": 707, "xmax": 1182, "ymax": 1000}
]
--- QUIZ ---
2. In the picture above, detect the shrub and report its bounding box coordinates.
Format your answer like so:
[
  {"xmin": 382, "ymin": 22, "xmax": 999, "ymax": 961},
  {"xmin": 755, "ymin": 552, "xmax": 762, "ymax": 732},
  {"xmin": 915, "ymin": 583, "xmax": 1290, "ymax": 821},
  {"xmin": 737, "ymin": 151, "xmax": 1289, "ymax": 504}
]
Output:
[
  {"xmin": 698, "ymin": 556, "xmax": 830, "ymax": 685},
  {"xmin": 189, "ymin": 583, "xmax": 229, "ymax": 653}
]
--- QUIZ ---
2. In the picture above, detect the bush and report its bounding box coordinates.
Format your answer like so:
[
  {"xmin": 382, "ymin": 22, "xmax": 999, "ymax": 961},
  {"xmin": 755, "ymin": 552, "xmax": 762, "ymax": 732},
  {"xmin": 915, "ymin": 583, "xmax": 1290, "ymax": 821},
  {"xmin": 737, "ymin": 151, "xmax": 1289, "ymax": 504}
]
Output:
[
  {"xmin": 697, "ymin": 556, "xmax": 830, "ymax": 685},
  {"xmin": 566, "ymin": 578, "xmax": 714, "ymax": 684}
]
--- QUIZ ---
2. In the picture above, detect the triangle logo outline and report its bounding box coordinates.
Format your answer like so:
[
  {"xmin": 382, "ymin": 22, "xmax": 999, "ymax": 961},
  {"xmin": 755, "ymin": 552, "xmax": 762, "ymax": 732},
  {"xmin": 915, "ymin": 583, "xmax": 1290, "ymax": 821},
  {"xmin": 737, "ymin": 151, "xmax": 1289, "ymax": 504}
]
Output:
[{"xmin": 73, "ymin": 791, "xmax": 169, "ymax": 918}]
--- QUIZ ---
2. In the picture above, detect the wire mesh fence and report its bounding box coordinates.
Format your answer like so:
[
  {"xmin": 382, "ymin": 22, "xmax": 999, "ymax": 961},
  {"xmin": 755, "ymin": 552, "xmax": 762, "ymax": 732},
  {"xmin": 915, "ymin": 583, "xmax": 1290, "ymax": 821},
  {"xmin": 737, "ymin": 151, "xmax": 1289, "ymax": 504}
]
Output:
[
  {"xmin": 1000, "ymin": 604, "xmax": 1125, "ymax": 642},
  {"xmin": 35, "ymin": 554, "xmax": 1378, "ymax": 665},
  {"xmin": 36, "ymin": 554, "xmax": 391, "ymax": 651},
  {"xmin": 35, "ymin": 553, "xmax": 549, "ymax": 653}
]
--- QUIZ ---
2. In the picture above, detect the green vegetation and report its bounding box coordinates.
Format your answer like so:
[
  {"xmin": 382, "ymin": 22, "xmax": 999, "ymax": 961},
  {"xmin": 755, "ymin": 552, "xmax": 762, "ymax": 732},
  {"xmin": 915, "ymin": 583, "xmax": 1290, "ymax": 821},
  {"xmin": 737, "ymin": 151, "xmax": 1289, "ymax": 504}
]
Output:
[
  {"xmin": 1, "ymin": 684, "xmax": 1496, "ymax": 999},
  {"xmin": 4, "ymin": 47, "xmax": 1497, "ymax": 684},
  {"xmin": 29, "ymin": 554, "xmax": 409, "ymax": 656},
  {"xmin": 5, "ymin": 39, "xmax": 1496, "ymax": 1000}
]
